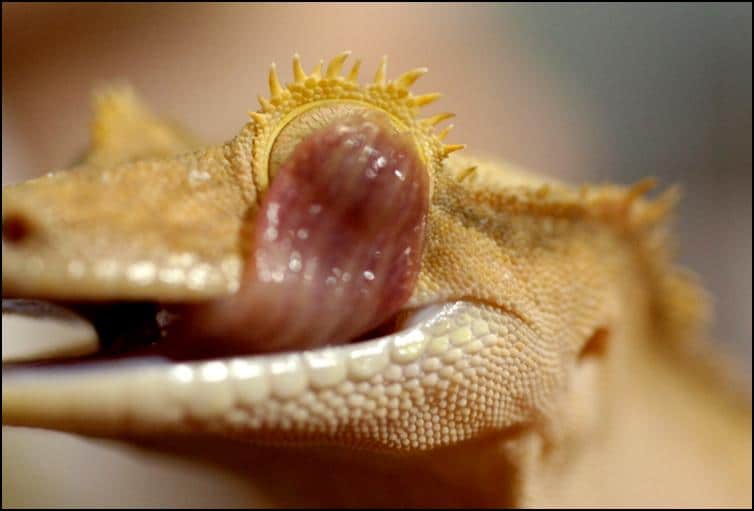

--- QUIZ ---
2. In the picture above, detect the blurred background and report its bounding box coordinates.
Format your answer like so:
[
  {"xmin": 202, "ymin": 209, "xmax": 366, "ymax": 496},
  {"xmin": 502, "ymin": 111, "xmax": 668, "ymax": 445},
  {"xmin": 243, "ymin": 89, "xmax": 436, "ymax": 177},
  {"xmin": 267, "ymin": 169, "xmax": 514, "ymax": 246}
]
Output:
[{"xmin": 2, "ymin": 3, "xmax": 751, "ymax": 507}]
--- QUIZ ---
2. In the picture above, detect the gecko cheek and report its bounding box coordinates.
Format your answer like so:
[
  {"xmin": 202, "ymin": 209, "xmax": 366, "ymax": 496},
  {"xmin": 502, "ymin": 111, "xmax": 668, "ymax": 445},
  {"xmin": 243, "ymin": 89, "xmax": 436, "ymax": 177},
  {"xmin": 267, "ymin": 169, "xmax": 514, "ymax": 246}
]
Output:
[{"xmin": 177, "ymin": 112, "xmax": 430, "ymax": 356}]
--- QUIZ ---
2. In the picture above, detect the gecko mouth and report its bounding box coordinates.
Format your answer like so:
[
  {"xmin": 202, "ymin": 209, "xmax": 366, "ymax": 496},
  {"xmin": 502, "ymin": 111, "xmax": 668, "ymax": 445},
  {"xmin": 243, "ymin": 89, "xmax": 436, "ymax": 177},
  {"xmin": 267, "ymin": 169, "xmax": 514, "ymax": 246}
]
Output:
[
  {"xmin": 1, "ymin": 298, "xmax": 429, "ymax": 366},
  {"xmin": 2, "ymin": 295, "xmax": 476, "ymax": 441}
]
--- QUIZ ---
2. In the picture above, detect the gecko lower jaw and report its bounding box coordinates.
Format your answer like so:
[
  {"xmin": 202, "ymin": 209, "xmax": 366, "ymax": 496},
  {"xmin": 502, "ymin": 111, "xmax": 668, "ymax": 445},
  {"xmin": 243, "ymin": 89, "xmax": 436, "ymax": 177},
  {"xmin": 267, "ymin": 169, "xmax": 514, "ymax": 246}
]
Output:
[{"xmin": 2, "ymin": 299, "xmax": 471, "ymax": 433}]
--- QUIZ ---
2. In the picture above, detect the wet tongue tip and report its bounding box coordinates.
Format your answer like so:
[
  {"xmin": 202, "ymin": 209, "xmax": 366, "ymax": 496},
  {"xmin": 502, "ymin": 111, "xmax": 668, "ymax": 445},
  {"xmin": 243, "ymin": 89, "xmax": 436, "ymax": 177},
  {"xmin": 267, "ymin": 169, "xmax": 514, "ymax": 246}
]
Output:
[{"xmin": 182, "ymin": 113, "xmax": 429, "ymax": 356}]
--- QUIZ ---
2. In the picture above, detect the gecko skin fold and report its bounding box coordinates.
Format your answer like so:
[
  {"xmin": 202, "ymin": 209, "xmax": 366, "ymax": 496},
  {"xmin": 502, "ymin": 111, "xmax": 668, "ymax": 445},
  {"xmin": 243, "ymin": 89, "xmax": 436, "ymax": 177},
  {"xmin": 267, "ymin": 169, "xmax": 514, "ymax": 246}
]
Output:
[{"xmin": 2, "ymin": 52, "xmax": 751, "ymax": 507}]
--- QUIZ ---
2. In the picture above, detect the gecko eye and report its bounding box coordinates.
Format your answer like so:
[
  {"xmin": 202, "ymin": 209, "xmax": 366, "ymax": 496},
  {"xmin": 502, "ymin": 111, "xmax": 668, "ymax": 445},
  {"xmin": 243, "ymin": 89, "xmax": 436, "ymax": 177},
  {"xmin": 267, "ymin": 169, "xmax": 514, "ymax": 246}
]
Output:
[{"xmin": 2, "ymin": 212, "xmax": 33, "ymax": 244}]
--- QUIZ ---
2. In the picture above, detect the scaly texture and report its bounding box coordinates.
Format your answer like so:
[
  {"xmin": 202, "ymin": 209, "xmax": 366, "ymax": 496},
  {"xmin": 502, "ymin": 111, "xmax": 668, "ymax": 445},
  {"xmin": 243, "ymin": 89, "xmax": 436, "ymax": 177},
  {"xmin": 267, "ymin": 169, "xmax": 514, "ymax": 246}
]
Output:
[{"xmin": 2, "ymin": 53, "xmax": 750, "ymax": 507}]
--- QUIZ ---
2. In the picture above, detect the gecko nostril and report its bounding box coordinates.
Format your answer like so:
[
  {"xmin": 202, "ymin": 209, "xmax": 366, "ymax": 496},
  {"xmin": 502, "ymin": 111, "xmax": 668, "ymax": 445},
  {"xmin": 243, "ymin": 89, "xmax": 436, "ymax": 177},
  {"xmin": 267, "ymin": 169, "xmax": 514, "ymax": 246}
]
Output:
[{"xmin": 2, "ymin": 212, "xmax": 33, "ymax": 244}]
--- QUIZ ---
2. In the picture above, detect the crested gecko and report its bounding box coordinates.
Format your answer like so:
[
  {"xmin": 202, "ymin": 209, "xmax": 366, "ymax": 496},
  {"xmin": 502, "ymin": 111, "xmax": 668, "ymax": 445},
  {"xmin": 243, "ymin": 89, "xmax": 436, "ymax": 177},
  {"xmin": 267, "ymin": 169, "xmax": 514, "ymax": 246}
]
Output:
[{"xmin": 2, "ymin": 52, "xmax": 751, "ymax": 507}]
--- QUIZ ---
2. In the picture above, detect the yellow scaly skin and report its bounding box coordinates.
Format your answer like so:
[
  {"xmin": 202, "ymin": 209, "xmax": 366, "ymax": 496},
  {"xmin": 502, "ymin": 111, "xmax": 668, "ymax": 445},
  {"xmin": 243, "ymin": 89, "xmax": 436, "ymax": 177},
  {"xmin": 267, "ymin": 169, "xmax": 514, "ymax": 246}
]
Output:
[{"xmin": 2, "ymin": 53, "xmax": 751, "ymax": 507}]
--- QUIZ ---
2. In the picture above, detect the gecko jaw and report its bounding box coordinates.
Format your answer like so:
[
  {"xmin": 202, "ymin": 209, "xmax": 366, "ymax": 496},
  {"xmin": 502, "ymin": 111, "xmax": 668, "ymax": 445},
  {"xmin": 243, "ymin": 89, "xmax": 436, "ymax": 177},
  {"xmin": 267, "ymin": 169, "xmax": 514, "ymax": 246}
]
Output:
[{"xmin": 2, "ymin": 301, "xmax": 467, "ymax": 437}]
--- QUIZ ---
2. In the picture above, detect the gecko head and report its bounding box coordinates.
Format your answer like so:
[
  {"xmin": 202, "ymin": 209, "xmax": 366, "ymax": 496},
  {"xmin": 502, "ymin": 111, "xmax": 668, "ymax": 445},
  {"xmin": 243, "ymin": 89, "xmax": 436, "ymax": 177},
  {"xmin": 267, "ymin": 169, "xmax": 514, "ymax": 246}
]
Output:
[
  {"xmin": 2, "ymin": 53, "xmax": 536, "ymax": 453},
  {"xmin": 3, "ymin": 53, "xmax": 723, "ymax": 508}
]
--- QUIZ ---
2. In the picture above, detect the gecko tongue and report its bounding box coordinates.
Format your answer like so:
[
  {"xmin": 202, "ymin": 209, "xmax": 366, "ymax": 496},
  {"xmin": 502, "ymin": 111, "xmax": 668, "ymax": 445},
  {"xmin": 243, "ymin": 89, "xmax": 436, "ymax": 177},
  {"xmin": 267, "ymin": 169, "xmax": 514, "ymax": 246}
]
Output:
[{"xmin": 174, "ymin": 113, "xmax": 429, "ymax": 356}]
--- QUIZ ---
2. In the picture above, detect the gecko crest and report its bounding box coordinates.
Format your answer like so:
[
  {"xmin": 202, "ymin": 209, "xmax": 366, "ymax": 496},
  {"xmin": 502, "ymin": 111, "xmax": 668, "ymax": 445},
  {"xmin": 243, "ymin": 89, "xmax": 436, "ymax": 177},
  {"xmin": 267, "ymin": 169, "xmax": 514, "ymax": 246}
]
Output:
[{"xmin": 247, "ymin": 51, "xmax": 464, "ymax": 196}]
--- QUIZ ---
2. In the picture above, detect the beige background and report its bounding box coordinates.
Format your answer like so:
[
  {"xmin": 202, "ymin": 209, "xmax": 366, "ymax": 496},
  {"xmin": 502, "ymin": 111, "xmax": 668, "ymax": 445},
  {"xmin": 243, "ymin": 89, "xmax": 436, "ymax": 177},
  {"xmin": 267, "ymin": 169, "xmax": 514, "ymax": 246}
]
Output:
[{"xmin": 2, "ymin": 3, "xmax": 751, "ymax": 507}]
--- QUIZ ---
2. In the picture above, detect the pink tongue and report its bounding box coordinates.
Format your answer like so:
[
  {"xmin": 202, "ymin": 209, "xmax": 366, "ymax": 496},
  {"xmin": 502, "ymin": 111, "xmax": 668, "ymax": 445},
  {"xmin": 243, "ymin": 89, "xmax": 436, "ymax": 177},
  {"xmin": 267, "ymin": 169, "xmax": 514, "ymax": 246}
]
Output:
[{"xmin": 182, "ymin": 113, "xmax": 429, "ymax": 355}]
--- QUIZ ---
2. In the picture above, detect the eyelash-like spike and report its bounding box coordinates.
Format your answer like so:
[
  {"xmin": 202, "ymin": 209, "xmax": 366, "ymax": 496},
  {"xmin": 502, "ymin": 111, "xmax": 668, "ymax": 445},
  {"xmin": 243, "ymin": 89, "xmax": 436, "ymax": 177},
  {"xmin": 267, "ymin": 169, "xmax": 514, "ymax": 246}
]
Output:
[{"xmin": 248, "ymin": 52, "xmax": 463, "ymax": 193}]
